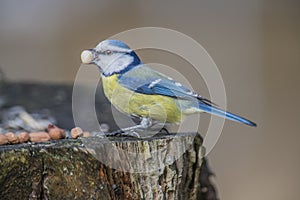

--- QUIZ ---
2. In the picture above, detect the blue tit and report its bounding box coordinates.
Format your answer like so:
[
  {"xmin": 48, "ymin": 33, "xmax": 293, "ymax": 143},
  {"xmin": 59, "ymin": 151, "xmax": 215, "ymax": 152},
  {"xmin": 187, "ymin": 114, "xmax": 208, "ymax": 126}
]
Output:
[{"xmin": 81, "ymin": 40, "xmax": 256, "ymax": 133}]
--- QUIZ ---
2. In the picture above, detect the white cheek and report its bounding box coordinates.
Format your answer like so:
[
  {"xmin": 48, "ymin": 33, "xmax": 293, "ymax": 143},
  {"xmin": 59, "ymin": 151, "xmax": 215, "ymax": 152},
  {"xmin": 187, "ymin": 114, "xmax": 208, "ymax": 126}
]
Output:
[
  {"xmin": 98, "ymin": 54, "xmax": 134, "ymax": 75},
  {"xmin": 94, "ymin": 57, "xmax": 104, "ymax": 66}
]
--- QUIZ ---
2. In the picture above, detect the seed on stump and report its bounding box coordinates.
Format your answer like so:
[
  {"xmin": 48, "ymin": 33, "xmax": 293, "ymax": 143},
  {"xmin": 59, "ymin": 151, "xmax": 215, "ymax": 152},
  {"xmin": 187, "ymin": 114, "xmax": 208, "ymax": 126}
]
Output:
[
  {"xmin": 82, "ymin": 131, "xmax": 91, "ymax": 138},
  {"xmin": 0, "ymin": 134, "xmax": 8, "ymax": 145},
  {"xmin": 47, "ymin": 124, "xmax": 66, "ymax": 140},
  {"xmin": 71, "ymin": 127, "xmax": 83, "ymax": 139},
  {"xmin": 5, "ymin": 132, "xmax": 19, "ymax": 144},
  {"xmin": 29, "ymin": 132, "xmax": 51, "ymax": 142},
  {"xmin": 18, "ymin": 132, "xmax": 30, "ymax": 143}
]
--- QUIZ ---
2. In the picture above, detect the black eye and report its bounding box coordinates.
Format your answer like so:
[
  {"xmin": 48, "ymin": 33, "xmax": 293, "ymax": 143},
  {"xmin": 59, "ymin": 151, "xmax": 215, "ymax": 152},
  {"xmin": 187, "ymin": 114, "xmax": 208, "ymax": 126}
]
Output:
[{"xmin": 105, "ymin": 50, "xmax": 112, "ymax": 55}]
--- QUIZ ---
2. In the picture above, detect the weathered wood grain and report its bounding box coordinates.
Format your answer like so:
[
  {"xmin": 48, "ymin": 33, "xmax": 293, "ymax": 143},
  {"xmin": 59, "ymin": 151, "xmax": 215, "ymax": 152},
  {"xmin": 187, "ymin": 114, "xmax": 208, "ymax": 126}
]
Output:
[{"xmin": 0, "ymin": 133, "xmax": 217, "ymax": 200}]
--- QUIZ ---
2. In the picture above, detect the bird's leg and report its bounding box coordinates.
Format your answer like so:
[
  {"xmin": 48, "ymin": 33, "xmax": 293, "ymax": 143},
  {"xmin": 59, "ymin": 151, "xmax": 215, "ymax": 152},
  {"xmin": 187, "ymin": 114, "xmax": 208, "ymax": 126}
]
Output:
[
  {"xmin": 122, "ymin": 117, "xmax": 152, "ymax": 131},
  {"xmin": 106, "ymin": 118, "xmax": 152, "ymax": 138}
]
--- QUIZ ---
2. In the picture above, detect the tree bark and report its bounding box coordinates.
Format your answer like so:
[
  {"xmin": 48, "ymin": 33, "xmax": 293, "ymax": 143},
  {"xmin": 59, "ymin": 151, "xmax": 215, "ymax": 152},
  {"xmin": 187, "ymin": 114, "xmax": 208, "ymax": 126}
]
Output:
[{"xmin": 0, "ymin": 133, "xmax": 218, "ymax": 200}]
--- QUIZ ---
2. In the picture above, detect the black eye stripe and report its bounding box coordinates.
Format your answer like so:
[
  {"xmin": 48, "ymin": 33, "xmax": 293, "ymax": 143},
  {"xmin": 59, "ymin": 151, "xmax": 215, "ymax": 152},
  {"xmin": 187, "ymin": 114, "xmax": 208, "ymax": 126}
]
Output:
[{"xmin": 95, "ymin": 50, "xmax": 125, "ymax": 55}]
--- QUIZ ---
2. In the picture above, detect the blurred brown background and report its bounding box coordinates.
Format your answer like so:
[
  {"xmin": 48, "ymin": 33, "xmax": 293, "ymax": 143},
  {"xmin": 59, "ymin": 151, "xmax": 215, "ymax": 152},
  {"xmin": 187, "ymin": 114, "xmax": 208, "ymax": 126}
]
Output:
[{"xmin": 0, "ymin": 0, "xmax": 299, "ymax": 199}]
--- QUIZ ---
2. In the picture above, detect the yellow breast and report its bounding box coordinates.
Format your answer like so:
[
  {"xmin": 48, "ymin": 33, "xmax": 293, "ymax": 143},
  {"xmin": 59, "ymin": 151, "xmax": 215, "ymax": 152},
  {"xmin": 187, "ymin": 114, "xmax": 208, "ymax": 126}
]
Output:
[{"xmin": 102, "ymin": 75, "xmax": 182, "ymax": 123}]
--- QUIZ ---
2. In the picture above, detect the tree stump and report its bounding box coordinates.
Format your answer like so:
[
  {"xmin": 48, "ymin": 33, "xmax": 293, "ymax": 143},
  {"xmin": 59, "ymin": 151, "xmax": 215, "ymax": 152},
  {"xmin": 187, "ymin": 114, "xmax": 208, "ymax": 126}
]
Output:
[
  {"xmin": 0, "ymin": 81, "xmax": 218, "ymax": 199},
  {"xmin": 0, "ymin": 133, "xmax": 217, "ymax": 200}
]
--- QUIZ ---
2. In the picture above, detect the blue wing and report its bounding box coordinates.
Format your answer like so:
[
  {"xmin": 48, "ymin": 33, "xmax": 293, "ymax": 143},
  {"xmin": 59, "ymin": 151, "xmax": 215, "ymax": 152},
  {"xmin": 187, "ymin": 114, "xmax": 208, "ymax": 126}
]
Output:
[
  {"xmin": 118, "ymin": 65, "xmax": 256, "ymax": 127},
  {"xmin": 118, "ymin": 65, "xmax": 201, "ymax": 100}
]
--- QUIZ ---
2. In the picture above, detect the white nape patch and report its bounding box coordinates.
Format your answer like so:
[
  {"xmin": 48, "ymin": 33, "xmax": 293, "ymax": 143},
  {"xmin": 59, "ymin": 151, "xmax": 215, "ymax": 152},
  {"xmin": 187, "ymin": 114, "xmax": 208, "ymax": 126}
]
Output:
[
  {"xmin": 148, "ymin": 79, "xmax": 162, "ymax": 88},
  {"xmin": 175, "ymin": 82, "xmax": 182, "ymax": 87},
  {"xmin": 167, "ymin": 77, "xmax": 173, "ymax": 80},
  {"xmin": 95, "ymin": 40, "xmax": 132, "ymax": 53}
]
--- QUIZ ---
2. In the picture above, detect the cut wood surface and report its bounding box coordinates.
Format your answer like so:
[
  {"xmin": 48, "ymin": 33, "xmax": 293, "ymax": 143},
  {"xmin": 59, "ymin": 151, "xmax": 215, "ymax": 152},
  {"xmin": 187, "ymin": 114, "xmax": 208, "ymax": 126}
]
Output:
[{"xmin": 0, "ymin": 133, "xmax": 218, "ymax": 200}]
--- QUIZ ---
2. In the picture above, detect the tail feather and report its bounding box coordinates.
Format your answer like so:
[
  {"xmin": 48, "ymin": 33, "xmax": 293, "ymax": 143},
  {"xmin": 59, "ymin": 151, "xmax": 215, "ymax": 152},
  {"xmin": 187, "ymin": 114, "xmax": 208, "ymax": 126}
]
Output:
[{"xmin": 198, "ymin": 103, "xmax": 257, "ymax": 127}]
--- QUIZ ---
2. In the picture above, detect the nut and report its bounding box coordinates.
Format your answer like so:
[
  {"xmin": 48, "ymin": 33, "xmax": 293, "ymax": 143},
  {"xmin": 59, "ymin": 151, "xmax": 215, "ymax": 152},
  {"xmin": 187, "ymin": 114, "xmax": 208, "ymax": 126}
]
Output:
[
  {"xmin": 71, "ymin": 127, "xmax": 83, "ymax": 139},
  {"xmin": 0, "ymin": 134, "xmax": 8, "ymax": 145},
  {"xmin": 82, "ymin": 131, "xmax": 91, "ymax": 138},
  {"xmin": 29, "ymin": 132, "xmax": 50, "ymax": 142},
  {"xmin": 18, "ymin": 132, "xmax": 30, "ymax": 143},
  {"xmin": 5, "ymin": 132, "xmax": 19, "ymax": 144},
  {"xmin": 47, "ymin": 124, "xmax": 66, "ymax": 140},
  {"xmin": 81, "ymin": 50, "xmax": 94, "ymax": 64}
]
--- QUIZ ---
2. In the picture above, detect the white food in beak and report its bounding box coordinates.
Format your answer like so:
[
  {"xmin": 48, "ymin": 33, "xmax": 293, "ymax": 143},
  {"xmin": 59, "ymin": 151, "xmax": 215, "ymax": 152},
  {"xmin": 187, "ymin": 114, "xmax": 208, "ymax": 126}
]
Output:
[{"xmin": 81, "ymin": 50, "xmax": 93, "ymax": 64}]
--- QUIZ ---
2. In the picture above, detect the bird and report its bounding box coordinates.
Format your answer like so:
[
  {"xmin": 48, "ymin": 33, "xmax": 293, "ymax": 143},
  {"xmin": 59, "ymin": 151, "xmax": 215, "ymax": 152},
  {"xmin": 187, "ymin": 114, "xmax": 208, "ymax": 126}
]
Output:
[{"xmin": 81, "ymin": 39, "xmax": 256, "ymax": 136}]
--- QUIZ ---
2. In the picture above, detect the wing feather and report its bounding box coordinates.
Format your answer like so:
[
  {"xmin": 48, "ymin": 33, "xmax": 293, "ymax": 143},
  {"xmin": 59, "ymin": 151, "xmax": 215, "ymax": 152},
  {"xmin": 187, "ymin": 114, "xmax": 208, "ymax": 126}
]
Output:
[{"xmin": 118, "ymin": 65, "xmax": 216, "ymax": 106}]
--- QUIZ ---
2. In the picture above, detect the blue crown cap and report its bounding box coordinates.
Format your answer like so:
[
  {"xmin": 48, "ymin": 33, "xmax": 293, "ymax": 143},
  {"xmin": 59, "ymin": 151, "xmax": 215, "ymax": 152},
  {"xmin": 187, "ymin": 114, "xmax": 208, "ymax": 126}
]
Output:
[{"xmin": 106, "ymin": 40, "xmax": 131, "ymax": 49}]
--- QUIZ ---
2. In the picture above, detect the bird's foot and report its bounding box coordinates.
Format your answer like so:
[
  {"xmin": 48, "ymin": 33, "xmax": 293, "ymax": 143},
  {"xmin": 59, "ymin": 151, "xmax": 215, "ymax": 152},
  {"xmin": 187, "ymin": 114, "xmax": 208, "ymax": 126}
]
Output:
[
  {"xmin": 91, "ymin": 130, "xmax": 140, "ymax": 138},
  {"xmin": 159, "ymin": 127, "xmax": 169, "ymax": 134},
  {"xmin": 103, "ymin": 117, "xmax": 151, "ymax": 138},
  {"xmin": 105, "ymin": 129, "xmax": 141, "ymax": 138},
  {"xmin": 92, "ymin": 118, "xmax": 164, "ymax": 138}
]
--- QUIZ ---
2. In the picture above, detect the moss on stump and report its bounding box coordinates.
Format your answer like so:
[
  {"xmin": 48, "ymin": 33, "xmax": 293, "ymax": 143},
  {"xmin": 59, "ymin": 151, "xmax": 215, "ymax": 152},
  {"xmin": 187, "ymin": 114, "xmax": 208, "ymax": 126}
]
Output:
[{"xmin": 0, "ymin": 133, "xmax": 217, "ymax": 200}]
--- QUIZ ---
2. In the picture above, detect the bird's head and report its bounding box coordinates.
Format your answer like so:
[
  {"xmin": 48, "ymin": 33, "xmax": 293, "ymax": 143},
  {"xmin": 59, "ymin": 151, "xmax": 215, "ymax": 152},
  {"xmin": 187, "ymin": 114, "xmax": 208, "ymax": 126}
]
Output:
[{"xmin": 81, "ymin": 40, "xmax": 141, "ymax": 76}]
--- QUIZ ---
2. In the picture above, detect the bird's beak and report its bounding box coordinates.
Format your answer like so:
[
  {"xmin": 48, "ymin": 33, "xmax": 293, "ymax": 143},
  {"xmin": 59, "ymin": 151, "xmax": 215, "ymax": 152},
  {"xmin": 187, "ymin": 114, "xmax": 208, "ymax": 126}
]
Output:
[{"xmin": 81, "ymin": 49, "xmax": 96, "ymax": 64}]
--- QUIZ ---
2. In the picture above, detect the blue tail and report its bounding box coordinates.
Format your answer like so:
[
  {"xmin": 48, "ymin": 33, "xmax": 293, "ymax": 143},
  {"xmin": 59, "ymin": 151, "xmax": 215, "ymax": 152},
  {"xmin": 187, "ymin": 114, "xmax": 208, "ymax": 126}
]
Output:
[{"xmin": 198, "ymin": 103, "xmax": 257, "ymax": 127}]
